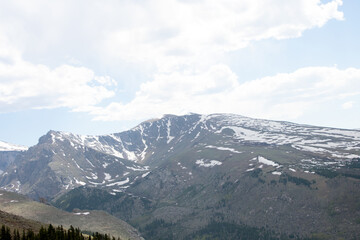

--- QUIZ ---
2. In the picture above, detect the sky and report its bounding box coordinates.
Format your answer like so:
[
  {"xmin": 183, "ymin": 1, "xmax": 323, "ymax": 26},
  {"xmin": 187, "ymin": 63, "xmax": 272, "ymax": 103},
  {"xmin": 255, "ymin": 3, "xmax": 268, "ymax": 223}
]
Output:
[{"xmin": 0, "ymin": 0, "xmax": 359, "ymax": 146}]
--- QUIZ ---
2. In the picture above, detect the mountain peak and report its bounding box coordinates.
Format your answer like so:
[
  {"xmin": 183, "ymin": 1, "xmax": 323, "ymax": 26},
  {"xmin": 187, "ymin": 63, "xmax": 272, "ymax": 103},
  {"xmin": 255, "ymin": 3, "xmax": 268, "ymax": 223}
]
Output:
[
  {"xmin": 35, "ymin": 113, "xmax": 360, "ymax": 164},
  {"xmin": 2, "ymin": 113, "xmax": 360, "ymax": 239},
  {"xmin": 162, "ymin": 114, "xmax": 178, "ymax": 118}
]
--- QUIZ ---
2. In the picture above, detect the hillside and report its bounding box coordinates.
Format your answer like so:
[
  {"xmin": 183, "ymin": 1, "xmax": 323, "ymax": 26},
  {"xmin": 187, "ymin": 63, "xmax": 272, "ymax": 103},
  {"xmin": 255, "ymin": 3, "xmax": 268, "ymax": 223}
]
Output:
[
  {"xmin": 0, "ymin": 210, "xmax": 43, "ymax": 234},
  {"xmin": 0, "ymin": 190, "xmax": 143, "ymax": 240},
  {"xmin": 1, "ymin": 113, "xmax": 360, "ymax": 239}
]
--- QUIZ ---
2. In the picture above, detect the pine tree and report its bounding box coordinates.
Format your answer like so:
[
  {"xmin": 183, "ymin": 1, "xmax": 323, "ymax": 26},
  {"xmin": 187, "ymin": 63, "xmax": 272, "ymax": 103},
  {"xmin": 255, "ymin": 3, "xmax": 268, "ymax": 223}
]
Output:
[
  {"xmin": 0, "ymin": 224, "xmax": 117, "ymax": 240},
  {"xmin": 0, "ymin": 225, "xmax": 11, "ymax": 240},
  {"xmin": 21, "ymin": 229, "xmax": 26, "ymax": 240}
]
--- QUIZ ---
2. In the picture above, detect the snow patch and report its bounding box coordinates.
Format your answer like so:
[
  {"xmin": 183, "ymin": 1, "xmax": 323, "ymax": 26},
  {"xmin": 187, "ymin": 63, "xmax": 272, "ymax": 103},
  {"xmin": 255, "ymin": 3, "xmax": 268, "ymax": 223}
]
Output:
[
  {"xmin": 257, "ymin": 156, "xmax": 279, "ymax": 167},
  {"xmin": 142, "ymin": 172, "xmax": 151, "ymax": 178},
  {"xmin": 85, "ymin": 158, "xmax": 95, "ymax": 168},
  {"xmin": 106, "ymin": 178, "xmax": 130, "ymax": 187},
  {"xmin": 126, "ymin": 165, "xmax": 149, "ymax": 171},
  {"xmin": 104, "ymin": 173, "xmax": 111, "ymax": 181},
  {"xmin": 205, "ymin": 145, "xmax": 241, "ymax": 153},
  {"xmin": 74, "ymin": 212, "xmax": 90, "ymax": 215},
  {"xmin": 74, "ymin": 178, "xmax": 86, "ymax": 186},
  {"xmin": 196, "ymin": 159, "xmax": 222, "ymax": 167},
  {"xmin": 166, "ymin": 119, "xmax": 174, "ymax": 144}
]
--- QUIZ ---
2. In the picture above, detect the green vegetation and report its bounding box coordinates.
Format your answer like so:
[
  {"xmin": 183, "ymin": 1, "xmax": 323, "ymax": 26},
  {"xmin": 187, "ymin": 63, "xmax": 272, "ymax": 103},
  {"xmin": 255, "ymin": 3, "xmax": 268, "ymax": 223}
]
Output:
[
  {"xmin": 0, "ymin": 224, "xmax": 122, "ymax": 240},
  {"xmin": 140, "ymin": 220, "xmax": 300, "ymax": 239},
  {"xmin": 0, "ymin": 210, "xmax": 43, "ymax": 234},
  {"xmin": 140, "ymin": 219, "xmax": 174, "ymax": 240},
  {"xmin": 220, "ymin": 128, "xmax": 235, "ymax": 136},
  {"xmin": 346, "ymin": 158, "xmax": 360, "ymax": 169},
  {"xmin": 190, "ymin": 221, "xmax": 296, "ymax": 240},
  {"xmin": 249, "ymin": 168, "xmax": 262, "ymax": 178},
  {"xmin": 279, "ymin": 174, "xmax": 312, "ymax": 187},
  {"xmin": 0, "ymin": 190, "xmax": 141, "ymax": 240},
  {"xmin": 341, "ymin": 172, "xmax": 360, "ymax": 179},
  {"xmin": 315, "ymin": 169, "xmax": 339, "ymax": 178},
  {"xmin": 53, "ymin": 187, "xmax": 120, "ymax": 212},
  {"xmin": 176, "ymin": 185, "xmax": 205, "ymax": 201},
  {"xmin": 315, "ymin": 167, "xmax": 360, "ymax": 179},
  {"xmin": 306, "ymin": 233, "xmax": 332, "ymax": 240}
]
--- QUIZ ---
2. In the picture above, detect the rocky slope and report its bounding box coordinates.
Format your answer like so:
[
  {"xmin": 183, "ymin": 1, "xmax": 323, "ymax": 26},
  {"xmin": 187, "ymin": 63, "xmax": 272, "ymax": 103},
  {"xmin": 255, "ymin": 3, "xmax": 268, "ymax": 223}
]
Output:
[
  {"xmin": 38, "ymin": 114, "xmax": 360, "ymax": 166},
  {"xmin": 0, "ymin": 141, "xmax": 28, "ymax": 174},
  {"xmin": 1, "ymin": 113, "xmax": 360, "ymax": 239},
  {"xmin": 0, "ymin": 133, "xmax": 150, "ymax": 199}
]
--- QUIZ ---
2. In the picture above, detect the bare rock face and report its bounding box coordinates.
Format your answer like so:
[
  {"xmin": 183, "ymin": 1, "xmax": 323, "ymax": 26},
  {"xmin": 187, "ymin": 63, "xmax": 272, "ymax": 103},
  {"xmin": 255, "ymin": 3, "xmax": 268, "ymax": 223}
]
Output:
[{"xmin": 0, "ymin": 151, "xmax": 20, "ymax": 173}]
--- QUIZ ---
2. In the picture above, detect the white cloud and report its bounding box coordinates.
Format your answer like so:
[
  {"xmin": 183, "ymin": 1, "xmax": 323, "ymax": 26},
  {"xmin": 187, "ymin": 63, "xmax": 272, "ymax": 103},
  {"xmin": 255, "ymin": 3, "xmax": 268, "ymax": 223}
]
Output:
[
  {"xmin": 89, "ymin": 66, "xmax": 360, "ymax": 122},
  {"xmin": 0, "ymin": 0, "xmax": 343, "ymax": 71},
  {"xmin": 103, "ymin": 0, "xmax": 344, "ymax": 72},
  {"xmin": 0, "ymin": 0, "xmax": 346, "ymax": 119},
  {"xmin": 0, "ymin": 37, "xmax": 116, "ymax": 113},
  {"xmin": 342, "ymin": 101, "xmax": 354, "ymax": 110}
]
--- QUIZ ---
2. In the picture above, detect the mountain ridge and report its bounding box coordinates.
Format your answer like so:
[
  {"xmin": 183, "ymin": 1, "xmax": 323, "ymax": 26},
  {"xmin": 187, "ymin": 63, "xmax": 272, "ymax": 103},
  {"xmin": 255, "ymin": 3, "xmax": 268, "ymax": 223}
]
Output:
[
  {"xmin": 33, "ymin": 113, "xmax": 360, "ymax": 164},
  {"xmin": 1, "ymin": 113, "xmax": 360, "ymax": 198},
  {"xmin": 1, "ymin": 113, "xmax": 360, "ymax": 239},
  {"xmin": 0, "ymin": 141, "xmax": 28, "ymax": 152}
]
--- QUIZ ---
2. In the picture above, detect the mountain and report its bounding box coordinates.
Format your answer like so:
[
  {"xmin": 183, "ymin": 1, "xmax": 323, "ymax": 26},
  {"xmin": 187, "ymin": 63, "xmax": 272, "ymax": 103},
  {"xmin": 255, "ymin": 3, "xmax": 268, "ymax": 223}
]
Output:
[
  {"xmin": 0, "ymin": 132, "xmax": 150, "ymax": 200},
  {"xmin": 34, "ymin": 113, "xmax": 360, "ymax": 165},
  {"xmin": 0, "ymin": 141, "xmax": 28, "ymax": 175},
  {"xmin": 0, "ymin": 141, "xmax": 28, "ymax": 152},
  {"xmin": 1, "ymin": 113, "xmax": 360, "ymax": 239},
  {"xmin": 0, "ymin": 189, "xmax": 143, "ymax": 239}
]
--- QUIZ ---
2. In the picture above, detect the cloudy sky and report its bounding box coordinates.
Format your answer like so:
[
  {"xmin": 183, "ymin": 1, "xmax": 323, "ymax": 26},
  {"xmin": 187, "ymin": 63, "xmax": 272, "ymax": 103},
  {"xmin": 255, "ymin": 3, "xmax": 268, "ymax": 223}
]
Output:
[{"xmin": 1, "ymin": 0, "xmax": 359, "ymax": 146}]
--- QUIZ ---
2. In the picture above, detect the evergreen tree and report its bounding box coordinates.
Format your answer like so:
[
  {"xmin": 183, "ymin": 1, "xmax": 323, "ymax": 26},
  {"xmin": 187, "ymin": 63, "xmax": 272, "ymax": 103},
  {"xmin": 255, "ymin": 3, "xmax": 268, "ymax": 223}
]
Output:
[
  {"xmin": 1, "ymin": 225, "xmax": 11, "ymax": 240},
  {"xmin": 0, "ymin": 224, "xmax": 116, "ymax": 240}
]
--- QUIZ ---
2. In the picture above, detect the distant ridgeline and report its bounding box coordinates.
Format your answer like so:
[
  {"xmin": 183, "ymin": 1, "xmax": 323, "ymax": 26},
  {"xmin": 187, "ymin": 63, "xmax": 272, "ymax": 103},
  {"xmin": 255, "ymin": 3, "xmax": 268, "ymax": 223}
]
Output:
[{"xmin": 0, "ymin": 224, "xmax": 121, "ymax": 240}]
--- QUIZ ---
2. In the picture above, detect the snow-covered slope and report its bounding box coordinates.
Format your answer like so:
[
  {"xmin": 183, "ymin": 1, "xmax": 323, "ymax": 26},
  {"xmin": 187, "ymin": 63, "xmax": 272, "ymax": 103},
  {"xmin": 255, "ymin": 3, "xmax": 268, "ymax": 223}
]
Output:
[
  {"xmin": 47, "ymin": 113, "xmax": 204, "ymax": 164},
  {"xmin": 0, "ymin": 141, "xmax": 28, "ymax": 151},
  {"xmin": 1, "ymin": 113, "xmax": 360, "ymax": 199},
  {"xmin": 47, "ymin": 113, "xmax": 360, "ymax": 166},
  {"xmin": 0, "ymin": 134, "xmax": 150, "ymax": 199},
  {"xmin": 2, "ymin": 113, "xmax": 359, "ymax": 239},
  {"xmin": 0, "ymin": 141, "xmax": 28, "ymax": 173},
  {"xmin": 210, "ymin": 114, "xmax": 360, "ymax": 159}
]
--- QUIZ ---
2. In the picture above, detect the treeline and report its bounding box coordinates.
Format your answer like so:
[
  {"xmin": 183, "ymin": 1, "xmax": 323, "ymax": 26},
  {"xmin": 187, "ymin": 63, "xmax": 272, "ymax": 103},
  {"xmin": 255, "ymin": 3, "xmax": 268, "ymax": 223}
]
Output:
[
  {"xmin": 141, "ymin": 219, "xmax": 298, "ymax": 240},
  {"xmin": 190, "ymin": 221, "xmax": 293, "ymax": 240},
  {"xmin": 315, "ymin": 168, "xmax": 360, "ymax": 180},
  {"xmin": 0, "ymin": 224, "xmax": 122, "ymax": 240},
  {"xmin": 279, "ymin": 174, "xmax": 313, "ymax": 187}
]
